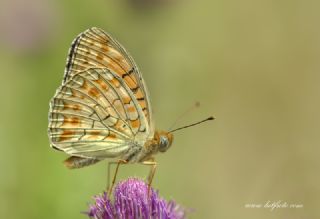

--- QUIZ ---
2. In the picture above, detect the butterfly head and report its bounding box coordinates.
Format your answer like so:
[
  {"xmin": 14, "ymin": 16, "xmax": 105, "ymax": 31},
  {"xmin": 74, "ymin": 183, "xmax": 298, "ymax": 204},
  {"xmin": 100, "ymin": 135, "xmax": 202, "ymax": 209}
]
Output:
[{"xmin": 155, "ymin": 131, "xmax": 174, "ymax": 153}]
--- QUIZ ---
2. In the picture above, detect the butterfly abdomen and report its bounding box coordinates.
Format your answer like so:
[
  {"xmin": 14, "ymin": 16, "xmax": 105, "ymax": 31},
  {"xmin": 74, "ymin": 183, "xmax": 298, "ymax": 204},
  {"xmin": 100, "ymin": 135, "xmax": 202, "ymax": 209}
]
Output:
[{"xmin": 64, "ymin": 156, "xmax": 102, "ymax": 169}]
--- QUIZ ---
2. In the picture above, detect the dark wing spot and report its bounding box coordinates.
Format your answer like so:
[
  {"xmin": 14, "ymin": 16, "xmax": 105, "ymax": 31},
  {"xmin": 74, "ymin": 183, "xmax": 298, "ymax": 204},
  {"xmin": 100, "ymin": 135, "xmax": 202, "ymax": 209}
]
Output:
[{"xmin": 121, "ymin": 68, "xmax": 135, "ymax": 78}]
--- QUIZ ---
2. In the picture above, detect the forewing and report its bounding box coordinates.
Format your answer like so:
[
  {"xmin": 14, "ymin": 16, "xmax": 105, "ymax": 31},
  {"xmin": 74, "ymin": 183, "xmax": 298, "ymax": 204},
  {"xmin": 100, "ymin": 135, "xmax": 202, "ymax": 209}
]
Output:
[
  {"xmin": 63, "ymin": 27, "xmax": 153, "ymax": 135},
  {"xmin": 48, "ymin": 68, "xmax": 149, "ymax": 158}
]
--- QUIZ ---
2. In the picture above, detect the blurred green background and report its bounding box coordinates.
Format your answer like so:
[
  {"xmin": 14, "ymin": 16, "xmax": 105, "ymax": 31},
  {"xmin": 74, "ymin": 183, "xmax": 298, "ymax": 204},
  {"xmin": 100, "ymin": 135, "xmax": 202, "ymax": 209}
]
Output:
[{"xmin": 1, "ymin": 0, "xmax": 320, "ymax": 218}]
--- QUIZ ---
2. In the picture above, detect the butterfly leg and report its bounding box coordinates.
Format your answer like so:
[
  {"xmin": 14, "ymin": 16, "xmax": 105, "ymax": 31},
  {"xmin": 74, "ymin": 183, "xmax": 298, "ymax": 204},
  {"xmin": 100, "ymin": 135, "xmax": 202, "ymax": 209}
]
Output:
[
  {"xmin": 107, "ymin": 161, "xmax": 117, "ymax": 191},
  {"xmin": 142, "ymin": 158, "xmax": 157, "ymax": 196},
  {"xmin": 107, "ymin": 159, "xmax": 127, "ymax": 196}
]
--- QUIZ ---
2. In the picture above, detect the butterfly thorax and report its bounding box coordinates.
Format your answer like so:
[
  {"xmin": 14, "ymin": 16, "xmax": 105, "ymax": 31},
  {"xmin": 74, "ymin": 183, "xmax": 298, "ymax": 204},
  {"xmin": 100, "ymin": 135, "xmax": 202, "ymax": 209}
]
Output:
[{"xmin": 123, "ymin": 130, "xmax": 173, "ymax": 163}]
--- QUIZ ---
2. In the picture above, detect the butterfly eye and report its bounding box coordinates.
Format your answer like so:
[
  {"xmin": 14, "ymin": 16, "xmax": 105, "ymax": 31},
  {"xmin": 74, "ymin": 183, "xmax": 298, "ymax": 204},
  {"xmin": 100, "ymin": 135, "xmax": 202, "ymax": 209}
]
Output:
[{"xmin": 159, "ymin": 135, "xmax": 170, "ymax": 152}]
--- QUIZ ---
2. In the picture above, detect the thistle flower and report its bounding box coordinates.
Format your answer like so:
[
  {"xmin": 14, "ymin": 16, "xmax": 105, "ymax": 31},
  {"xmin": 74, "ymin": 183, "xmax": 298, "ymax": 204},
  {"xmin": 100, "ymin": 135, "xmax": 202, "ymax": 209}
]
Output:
[{"xmin": 87, "ymin": 178, "xmax": 187, "ymax": 219}]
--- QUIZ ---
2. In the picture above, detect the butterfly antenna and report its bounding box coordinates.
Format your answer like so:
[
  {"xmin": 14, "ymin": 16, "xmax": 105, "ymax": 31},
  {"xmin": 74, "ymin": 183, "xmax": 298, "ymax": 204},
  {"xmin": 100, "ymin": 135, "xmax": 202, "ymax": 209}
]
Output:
[
  {"xmin": 169, "ymin": 116, "xmax": 215, "ymax": 133},
  {"xmin": 168, "ymin": 101, "xmax": 201, "ymax": 131}
]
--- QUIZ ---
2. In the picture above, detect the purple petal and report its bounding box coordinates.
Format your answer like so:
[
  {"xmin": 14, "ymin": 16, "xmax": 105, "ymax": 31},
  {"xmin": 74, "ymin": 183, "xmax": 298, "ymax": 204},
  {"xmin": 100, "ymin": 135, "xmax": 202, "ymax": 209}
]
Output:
[{"xmin": 86, "ymin": 178, "xmax": 187, "ymax": 219}]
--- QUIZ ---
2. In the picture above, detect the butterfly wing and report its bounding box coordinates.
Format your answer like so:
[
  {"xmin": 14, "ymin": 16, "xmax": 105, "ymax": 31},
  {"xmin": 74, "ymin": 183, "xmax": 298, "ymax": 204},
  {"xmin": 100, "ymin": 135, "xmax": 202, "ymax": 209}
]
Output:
[
  {"xmin": 63, "ymin": 27, "xmax": 154, "ymax": 134},
  {"xmin": 48, "ymin": 68, "xmax": 150, "ymax": 159}
]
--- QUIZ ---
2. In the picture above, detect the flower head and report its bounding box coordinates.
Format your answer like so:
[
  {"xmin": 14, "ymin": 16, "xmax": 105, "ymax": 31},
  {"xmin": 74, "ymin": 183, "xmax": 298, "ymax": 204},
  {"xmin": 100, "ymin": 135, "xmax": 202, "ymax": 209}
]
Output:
[{"xmin": 87, "ymin": 178, "xmax": 187, "ymax": 219}]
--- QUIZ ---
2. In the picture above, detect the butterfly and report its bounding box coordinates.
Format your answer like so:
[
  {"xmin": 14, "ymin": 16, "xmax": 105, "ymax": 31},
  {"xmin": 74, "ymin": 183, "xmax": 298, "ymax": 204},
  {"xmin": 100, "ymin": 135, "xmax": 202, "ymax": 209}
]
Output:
[{"xmin": 48, "ymin": 27, "xmax": 213, "ymax": 193}]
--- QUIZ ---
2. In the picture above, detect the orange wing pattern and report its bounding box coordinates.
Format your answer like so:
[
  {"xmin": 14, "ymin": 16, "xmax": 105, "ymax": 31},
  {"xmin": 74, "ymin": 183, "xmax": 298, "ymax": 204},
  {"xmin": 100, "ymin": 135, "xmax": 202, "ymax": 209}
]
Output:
[
  {"xmin": 63, "ymin": 27, "xmax": 153, "ymax": 128},
  {"xmin": 49, "ymin": 68, "xmax": 149, "ymax": 158}
]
